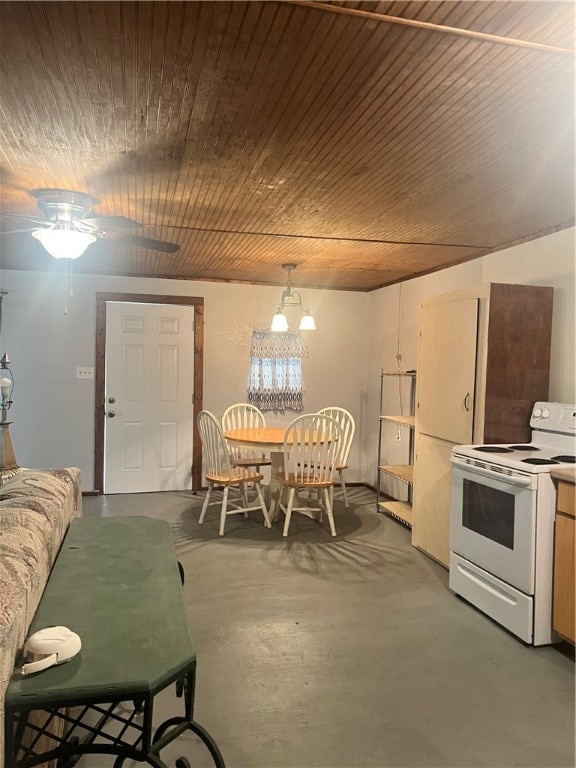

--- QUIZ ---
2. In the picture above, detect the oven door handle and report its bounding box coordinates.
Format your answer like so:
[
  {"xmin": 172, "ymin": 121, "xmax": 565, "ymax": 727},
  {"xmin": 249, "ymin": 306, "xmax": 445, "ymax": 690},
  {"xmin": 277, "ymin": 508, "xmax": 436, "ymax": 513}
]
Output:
[{"xmin": 451, "ymin": 456, "xmax": 533, "ymax": 487}]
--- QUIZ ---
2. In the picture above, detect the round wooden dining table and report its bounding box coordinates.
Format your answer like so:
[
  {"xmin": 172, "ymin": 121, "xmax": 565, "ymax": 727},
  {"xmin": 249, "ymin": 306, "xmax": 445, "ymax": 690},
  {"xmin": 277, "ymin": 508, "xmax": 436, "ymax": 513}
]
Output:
[
  {"xmin": 223, "ymin": 426, "xmax": 335, "ymax": 521},
  {"xmin": 223, "ymin": 427, "xmax": 287, "ymax": 517},
  {"xmin": 223, "ymin": 427, "xmax": 287, "ymax": 454},
  {"xmin": 223, "ymin": 427, "xmax": 286, "ymax": 481}
]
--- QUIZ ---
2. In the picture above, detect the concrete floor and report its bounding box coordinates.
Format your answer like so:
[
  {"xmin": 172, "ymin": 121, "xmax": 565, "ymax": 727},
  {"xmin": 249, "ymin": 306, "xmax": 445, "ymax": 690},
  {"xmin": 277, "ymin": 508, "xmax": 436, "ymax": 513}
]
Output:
[{"xmin": 80, "ymin": 486, "xmax": 575, "ymax": 768}]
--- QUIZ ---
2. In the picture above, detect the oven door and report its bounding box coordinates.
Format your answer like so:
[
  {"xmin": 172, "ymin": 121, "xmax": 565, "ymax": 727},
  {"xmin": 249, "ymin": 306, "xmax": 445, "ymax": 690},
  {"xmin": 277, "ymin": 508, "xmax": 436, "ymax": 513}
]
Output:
[{"xmin": 450, "ymin": 456, "xmax": 537, "ymax": 594}]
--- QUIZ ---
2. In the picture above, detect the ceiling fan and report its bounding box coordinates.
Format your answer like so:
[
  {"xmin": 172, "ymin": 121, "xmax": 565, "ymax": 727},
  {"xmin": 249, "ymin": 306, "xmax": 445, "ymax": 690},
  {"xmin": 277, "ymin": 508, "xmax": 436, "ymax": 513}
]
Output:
[{"xmin": 0, "ymin": 188, "xmax": 180, "ymax": 259}]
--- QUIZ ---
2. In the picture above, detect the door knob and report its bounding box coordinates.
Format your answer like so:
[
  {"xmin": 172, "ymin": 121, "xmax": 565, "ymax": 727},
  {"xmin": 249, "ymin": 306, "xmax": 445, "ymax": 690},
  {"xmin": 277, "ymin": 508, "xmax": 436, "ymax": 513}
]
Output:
[
  {"xmin": 107, "ymin": 410, "xmax": 116, "ymax": 418},
  {"xmin": 108, "ymin": 397, "xmax": 116, "ymax": 404}
]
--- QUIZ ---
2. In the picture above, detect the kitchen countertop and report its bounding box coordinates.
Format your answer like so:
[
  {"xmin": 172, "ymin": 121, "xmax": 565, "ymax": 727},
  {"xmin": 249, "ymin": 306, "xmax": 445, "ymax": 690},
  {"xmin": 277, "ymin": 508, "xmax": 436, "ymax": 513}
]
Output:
[{"xmin": 551, "ymin": 467, "xmax": 576, "ymax": 484}]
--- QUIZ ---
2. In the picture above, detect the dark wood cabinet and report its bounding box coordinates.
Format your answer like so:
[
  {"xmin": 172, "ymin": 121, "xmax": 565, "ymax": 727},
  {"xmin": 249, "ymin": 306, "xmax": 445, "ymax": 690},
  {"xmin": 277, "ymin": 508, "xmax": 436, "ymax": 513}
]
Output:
[{"xmin": 482, "ymin": 283, "xmax": 554, "ymax": 443}]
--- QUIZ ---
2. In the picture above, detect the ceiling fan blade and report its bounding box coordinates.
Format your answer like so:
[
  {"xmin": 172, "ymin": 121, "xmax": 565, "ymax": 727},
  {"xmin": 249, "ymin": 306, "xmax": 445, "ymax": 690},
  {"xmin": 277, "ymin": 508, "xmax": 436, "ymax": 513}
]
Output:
[
  {"xmin": 82, "ymin": 215, "xmax": 142, "ymax": 230},
  {"xmin": 116, "ymin": 234, "xmax": 180, "ymax": 253},
  {"xmin": 0, "ymin": 212, "xmax": 50, "ymax": 227},
  {"xmin": 0, "ymin": 228, "xmax": 42, "ymax": 235}
]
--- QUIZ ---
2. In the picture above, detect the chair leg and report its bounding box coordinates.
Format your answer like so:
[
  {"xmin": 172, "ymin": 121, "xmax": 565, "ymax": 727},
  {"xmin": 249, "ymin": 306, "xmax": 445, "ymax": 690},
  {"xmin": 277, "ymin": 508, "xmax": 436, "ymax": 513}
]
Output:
[
  {"xmin": 268, "ymin": 493, "xmax": 277, "ymax": 523},
  {"xmin": 269, "ymin": 483, "xmax": 281, "ymax": 523},
  {"xmin": 199, "ymin": 483, "xmax": 212, "ymax": 524},
  {"xmin": 323, "ymin": 488, "xmax": 337, "ymax": 537},
  {"xmin": 241, "ymin": 483, "xmax": 249, "ymax": 511},
  {"xmin": 255, "ymin": 482, "xmax": 272, "ymax": 528},
  {"xmin": 282, "ymin": 488, "xmax": 296, "ymax": 537},
  {"xmin": 219, "ymin": 486, "xmax": 229, "ymax": 536},
  {"xmin": 340, "ymin": 470, "xmax": 349, "ymax": 508}
]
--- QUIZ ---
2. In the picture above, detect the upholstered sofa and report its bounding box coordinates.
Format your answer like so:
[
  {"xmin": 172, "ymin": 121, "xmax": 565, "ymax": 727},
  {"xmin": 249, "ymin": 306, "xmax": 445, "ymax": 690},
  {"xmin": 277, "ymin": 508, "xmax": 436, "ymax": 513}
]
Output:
[{"xmin": 0, "ymin": 467, "xmax": 82, "ymax": 760}]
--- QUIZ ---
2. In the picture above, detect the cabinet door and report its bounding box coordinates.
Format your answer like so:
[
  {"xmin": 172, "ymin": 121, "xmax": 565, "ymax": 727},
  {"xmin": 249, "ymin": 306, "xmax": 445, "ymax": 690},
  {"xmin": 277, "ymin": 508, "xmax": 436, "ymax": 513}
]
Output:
[
  {"xmin": 417, "ymin": 298, "xmax": 478, "ymax": 444},
  {"xmin": 412, "ymin": 432, "xmax": 454, "ymax": 567},
  {"xmin": 553, "ymin": 512, "xmax": 575, "ymax": 643}
]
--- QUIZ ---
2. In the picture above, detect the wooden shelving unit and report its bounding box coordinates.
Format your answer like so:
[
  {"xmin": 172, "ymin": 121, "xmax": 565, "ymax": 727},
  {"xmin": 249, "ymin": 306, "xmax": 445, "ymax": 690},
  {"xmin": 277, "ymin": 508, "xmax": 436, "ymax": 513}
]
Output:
[
  {"xmin": 376, "ymin": 370, "xmax": 416, "ymax": 528},
  {"xmin": 380, "ymin": 415, "xmax": 415, "ymax": 428},
  {"xmin": 377, "ymin": 464, "xmax": 413, "ymax": 484},
  {"xmin": 378, "ymin": 500, "xmax": 413, "ymax": 526}
]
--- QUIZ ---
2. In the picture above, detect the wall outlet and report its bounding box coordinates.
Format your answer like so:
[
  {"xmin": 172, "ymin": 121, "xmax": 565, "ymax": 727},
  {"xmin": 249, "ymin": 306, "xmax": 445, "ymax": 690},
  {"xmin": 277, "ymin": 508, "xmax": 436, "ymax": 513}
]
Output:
[{"xmin": 76, "ymin": 367, "xmax": 94, "ymax": 379}]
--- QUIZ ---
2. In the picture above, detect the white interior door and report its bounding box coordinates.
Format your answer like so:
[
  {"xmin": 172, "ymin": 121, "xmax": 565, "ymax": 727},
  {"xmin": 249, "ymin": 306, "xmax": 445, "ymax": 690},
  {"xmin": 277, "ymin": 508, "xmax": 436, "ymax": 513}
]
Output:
[{"xmin": 104, "ymin": 302, "xmax": 195, "ymax": 493}]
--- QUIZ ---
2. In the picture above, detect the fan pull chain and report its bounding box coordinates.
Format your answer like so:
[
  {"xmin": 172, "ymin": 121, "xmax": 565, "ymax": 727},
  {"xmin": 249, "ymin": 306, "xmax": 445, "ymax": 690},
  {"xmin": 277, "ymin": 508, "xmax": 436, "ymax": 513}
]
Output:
[
  {"xmin": 64, "ymin": 261, "xmax": 69, "ymax": 315},
  {"xmin": 63, "ymin": 260, "xmax": 75, "ymax": 315},
  {"xmin": 69, "ymin": 259, "xmax": 75, "ymax": 299}
]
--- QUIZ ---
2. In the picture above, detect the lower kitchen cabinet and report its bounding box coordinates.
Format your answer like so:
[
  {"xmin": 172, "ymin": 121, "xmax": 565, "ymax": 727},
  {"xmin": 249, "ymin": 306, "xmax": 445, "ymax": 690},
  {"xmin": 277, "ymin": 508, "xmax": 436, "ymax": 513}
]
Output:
[
  {"xmin": 552, "ymin": 471, "xmax": 575, "ymax": 644},
  {"xmin": 411, "ymin": 433, "xmax": 454, "ymax": 566}
]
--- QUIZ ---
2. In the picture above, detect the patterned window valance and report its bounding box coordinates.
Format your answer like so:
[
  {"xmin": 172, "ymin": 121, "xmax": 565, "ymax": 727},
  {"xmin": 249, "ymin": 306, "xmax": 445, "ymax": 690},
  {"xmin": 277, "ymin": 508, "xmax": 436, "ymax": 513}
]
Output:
[
  {"xmin": 248, "ymin": 329, "xmax": 307, "ymax": 411},
  {"xmin": 249, "ymin": 329, "xmax": 308, "ymax": 360}
]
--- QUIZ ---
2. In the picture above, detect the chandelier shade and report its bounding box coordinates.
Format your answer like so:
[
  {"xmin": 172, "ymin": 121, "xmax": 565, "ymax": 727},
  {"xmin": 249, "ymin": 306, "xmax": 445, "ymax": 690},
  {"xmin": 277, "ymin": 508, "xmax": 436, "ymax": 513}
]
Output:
[
  {"xmin": 270, "ymin": 263, "xmax": 316, "ymax": 332},
  {"xmin": 32, "ymin": 228, "xmax": 97, "ymax": 259},
  {"xmin": 298, "ymin": 311, "xmax": 316, "ymax": 331},
  {"xmin": 271, "ymin": 311, "xmax": 289, "ymax": 332}
]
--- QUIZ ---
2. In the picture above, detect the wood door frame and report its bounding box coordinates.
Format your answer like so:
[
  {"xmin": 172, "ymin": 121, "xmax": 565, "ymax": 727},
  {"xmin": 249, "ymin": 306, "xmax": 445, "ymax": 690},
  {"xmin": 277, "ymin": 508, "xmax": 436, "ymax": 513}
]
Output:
[{"xmin": 94, "ymin": 292, "xmax": 204, "ymax": 494}]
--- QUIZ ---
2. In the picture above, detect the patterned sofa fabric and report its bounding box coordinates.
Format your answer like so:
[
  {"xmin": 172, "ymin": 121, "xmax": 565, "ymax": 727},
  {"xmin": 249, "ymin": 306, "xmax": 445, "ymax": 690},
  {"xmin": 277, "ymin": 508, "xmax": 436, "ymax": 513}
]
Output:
[{"xmin": 0, "ymin": 467, "xmax": 82, "ymax": 760}]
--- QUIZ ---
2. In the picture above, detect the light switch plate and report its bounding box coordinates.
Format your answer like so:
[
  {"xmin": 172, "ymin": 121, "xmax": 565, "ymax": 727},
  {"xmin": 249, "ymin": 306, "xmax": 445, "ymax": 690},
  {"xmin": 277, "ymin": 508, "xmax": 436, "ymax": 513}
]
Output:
[{"xmin": 76, "ymin": 367, "xmax": 94, "ymax": 379}]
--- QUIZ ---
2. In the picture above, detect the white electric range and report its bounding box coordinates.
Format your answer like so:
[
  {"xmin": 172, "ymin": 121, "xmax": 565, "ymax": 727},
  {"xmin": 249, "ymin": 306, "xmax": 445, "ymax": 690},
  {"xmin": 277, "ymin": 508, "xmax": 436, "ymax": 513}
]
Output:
[{"xmin": 449, "ymin": 402, "xmax": 576, "ymax": 645}]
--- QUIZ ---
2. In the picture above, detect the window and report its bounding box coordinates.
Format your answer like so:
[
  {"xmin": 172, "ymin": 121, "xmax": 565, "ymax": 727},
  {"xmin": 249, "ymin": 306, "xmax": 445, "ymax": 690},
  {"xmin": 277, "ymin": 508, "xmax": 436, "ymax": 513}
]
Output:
[{"xmin": 248, "ymin": 329, "xmax": 307, "ymax": 411}]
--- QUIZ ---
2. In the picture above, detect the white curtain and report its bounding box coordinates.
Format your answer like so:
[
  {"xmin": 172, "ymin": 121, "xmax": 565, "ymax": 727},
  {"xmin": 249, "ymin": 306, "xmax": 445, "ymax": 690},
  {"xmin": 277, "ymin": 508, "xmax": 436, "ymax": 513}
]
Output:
[{"xmin": 248, "ymin": 329, "xmax": 307, "ymax": 411}]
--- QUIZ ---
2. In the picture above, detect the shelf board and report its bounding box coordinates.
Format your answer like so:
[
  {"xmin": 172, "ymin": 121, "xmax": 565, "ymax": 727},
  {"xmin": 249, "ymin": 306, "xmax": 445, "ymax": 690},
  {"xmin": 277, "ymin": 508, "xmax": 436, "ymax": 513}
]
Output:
[
  {"xmin": 381, "ymin": 371, "xmax": 416, "ymax": 377},
  {"xmin": 380, "ymin": 415, "xmax": 415, "ymax": 428},
  {"xmin": 378, "ymin": 500, "xmax": 412, "ymax": 527},
  {"xmin": 378, "ymin": 464, "xmax": 413, "ymax": 484}
]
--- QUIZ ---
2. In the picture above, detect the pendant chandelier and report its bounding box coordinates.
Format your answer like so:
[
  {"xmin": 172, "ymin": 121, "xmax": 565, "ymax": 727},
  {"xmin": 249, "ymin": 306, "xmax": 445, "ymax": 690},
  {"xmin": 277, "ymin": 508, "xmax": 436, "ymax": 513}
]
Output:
[{"xmin": 271, "ymin": 263, "xmax": 316, "ymax": 332}]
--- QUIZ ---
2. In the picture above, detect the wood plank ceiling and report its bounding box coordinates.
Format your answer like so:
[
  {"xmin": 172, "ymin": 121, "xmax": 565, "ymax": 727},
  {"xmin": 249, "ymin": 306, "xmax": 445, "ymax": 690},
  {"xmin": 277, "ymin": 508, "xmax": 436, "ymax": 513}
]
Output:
[{"xmin": 0, "ymin": 1, "xmax": 574, "ymax": 291}]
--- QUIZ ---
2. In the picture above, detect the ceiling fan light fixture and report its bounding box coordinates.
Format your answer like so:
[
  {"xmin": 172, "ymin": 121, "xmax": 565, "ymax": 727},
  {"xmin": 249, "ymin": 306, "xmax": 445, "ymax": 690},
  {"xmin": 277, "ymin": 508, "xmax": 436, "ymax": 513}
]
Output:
[{"xmin": 31, "ymin": 228, "xmax": 97, "ymax": 259}]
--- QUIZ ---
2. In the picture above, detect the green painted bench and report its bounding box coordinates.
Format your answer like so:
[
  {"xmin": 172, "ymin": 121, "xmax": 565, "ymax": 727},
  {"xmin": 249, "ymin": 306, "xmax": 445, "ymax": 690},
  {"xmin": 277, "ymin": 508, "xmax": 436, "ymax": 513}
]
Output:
[{"xmin": 4, "ymin": 516, "xmax": 225, "ymax": 768}]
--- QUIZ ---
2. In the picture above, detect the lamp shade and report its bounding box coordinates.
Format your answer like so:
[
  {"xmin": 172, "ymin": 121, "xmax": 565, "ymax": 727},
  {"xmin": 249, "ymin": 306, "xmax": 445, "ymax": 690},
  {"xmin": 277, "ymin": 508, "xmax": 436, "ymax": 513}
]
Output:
[
  {"xmin": 271, "ymin": 311, "xmax": 289, "ymax": 332},
  {"xmin": 32, "ymin": 228, "xmax": 97, "ymax": 259},
  {"xmin": 299, "ymin": 312, "xmax": 316, "ymax": 331}
]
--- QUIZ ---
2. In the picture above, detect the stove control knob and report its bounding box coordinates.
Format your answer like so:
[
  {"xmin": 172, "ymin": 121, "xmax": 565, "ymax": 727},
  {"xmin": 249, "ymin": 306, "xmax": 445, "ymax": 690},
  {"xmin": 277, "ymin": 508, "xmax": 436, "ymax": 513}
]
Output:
[
  {"xmin": 533, "ymin": 407, "xmax": 542, "ymax": 418},
  {"xmin": 542, "ymin": 408, "xmax": 551, "ymax": 419}
]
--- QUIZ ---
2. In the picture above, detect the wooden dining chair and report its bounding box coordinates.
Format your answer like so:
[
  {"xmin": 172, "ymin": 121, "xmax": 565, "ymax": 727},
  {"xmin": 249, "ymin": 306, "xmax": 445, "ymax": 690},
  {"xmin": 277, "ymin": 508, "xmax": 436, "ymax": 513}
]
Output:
[
  {"xmin": 275, "ymin": 413, "xmax": 343, "ymax": 537},
  {"xmin": 222, "ymin": 403, "xmax": 273, "ymax": 473},
  {"xmin": 318, "ymin": 407, "xmax": 356, "ymax": 508},
  {"xmin": 197, "ymin": 410, "xmax": 271, "ymax": 536}
]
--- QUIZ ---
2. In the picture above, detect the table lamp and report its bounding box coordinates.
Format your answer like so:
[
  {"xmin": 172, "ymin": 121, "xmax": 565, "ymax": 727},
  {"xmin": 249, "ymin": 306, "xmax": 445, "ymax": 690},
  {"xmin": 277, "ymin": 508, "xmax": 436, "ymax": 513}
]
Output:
[{"xmin": 0, "ymin": 353, "xmax": 20, "ymax": 485}]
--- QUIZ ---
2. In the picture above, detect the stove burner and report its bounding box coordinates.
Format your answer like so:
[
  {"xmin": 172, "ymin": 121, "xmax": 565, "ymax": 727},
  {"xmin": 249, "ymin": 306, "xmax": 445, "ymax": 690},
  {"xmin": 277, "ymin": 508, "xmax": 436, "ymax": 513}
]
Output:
[
  {"xmin": 551, "ymin": 455, "xmax": 576, "ymax": 463},
  {"xmin": 521, "ymin": 458, "xmax": 560, "ymax": 465},
  {"xmin": 508, "ymin": 445, "xmax": 539, "ymax": 451},
  {"xmin": 475, "ymin": 446, "xmax": 514, "ymax": 453}
]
